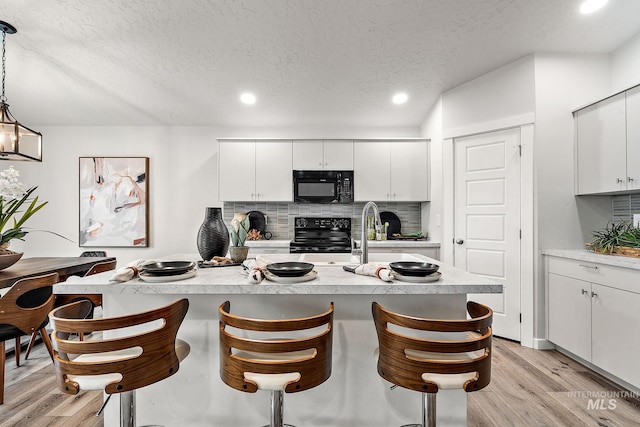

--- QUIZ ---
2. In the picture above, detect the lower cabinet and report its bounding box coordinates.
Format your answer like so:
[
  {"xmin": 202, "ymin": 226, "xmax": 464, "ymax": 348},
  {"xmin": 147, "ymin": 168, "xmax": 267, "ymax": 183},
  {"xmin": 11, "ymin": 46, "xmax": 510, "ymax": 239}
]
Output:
[
  {"xmin": 548, "ymin": 273, "xmax": 591, "ymax": 361},
  {"xmin": 547, "ymin": 256, "xmax": 640, "ymax": 389}
]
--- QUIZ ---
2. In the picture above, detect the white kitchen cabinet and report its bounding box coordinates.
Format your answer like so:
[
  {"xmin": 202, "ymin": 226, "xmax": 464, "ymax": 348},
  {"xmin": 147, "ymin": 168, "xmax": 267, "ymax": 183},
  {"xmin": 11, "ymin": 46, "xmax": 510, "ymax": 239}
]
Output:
[
  {"xmin": 625, "ymin": 85, "xmax": 640, "ymax": 191},
  {"xmin": 591, "ymin": 283, "xmax": 640, "ymax": 389},
  {"xmin": 546, "ymin": 256, "xmax": 640, "ymax": 389},
  {"xmin": 292, "ymin": 140, "xmax": 353, "ymax": 170},
  {"xmin": 548, "ymin": 272, "xmax": 591, "ymax": 361},
  {"xmin": 219, "ymin": 140, "xmax": 292, "ymax": 201},
  {"xmin": 354, "ymin": 140, "xmax": 429, "ymax": 201},
  {"xmin": 575, "ymin": 86, "xmax": 640, "ymax": 194}
]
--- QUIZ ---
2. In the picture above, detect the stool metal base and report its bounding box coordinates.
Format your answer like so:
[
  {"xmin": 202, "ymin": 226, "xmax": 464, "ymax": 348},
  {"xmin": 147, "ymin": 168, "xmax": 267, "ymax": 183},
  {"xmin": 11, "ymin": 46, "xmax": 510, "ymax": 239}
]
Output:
[
  {"xmin": 259, "ymin": 390, "xmax": 296, "ymax": 427},
  {"xmin": 400, "ymin": 392, "xmax": 436, "ymax": 427}
]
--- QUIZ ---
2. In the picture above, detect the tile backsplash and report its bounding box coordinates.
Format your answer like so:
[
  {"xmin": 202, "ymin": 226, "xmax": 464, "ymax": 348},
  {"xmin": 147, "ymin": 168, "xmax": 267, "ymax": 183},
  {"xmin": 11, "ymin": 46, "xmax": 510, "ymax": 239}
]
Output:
[
  {"xmin": 223, "ymin": 202, "xmax": 423, "ymax": 240},
  {"xmin": 612, "ymin": 194, "xmax": 640, "ymax": 223}
]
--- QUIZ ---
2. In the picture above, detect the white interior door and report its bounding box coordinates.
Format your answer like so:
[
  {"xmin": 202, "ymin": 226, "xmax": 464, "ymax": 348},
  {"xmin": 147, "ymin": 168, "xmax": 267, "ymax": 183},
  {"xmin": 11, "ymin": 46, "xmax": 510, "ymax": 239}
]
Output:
[{"xmin": 454, "ymin": 128, "xmax": 521, "ymax": 341}]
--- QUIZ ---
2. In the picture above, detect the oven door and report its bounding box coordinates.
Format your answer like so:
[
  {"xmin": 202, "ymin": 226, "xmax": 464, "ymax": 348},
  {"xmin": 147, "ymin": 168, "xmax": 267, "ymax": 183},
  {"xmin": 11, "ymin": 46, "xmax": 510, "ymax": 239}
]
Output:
[{"xmin": 293, "ymin": 171, "xmax": 339, "ymax": 203}]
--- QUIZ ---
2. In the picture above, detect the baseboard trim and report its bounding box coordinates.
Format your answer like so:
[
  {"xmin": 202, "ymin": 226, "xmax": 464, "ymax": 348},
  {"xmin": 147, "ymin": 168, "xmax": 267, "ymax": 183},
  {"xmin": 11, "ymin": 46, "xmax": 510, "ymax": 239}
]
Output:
[{"xmin": 533, "ymin": 338, "xmax": 555, "ymax": 350}]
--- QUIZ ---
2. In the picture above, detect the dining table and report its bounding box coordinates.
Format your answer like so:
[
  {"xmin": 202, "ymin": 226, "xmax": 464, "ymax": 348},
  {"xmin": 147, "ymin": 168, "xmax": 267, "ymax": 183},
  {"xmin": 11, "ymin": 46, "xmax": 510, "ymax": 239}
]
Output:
[{"xmin": 0, "ymin": 256, "xmax": 117, "ymax": 289}]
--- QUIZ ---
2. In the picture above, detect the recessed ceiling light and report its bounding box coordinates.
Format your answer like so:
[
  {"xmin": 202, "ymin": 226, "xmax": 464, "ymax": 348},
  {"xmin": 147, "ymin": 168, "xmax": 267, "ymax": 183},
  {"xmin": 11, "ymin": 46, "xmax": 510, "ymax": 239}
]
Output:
[
  {"xmin": 580, "ymin": 0, "xmax": 608, "ymax": 14},
  {"xmin": 240, "ymin": 93, "xmax": 256, "ymax": 105},
  {"xmin": 392, "ymin": 93, "xmax": 408, "ymax": 104}
]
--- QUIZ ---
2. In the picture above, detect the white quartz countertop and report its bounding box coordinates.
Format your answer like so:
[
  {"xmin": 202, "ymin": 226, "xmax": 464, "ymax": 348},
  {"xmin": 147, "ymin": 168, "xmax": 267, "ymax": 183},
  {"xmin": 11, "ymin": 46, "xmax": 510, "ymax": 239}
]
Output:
[
  {"xmin": 544, "ymin": 249, "xmax": 640, "ymax": 271},
  {"xmin": 55, "ymin": 253, "xmax": 499, "ymax": 296}
]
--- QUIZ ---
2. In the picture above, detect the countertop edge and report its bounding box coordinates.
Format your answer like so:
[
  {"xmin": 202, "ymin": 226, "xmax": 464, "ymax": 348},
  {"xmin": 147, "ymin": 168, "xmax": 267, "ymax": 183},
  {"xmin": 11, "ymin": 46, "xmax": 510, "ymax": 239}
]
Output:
[{"xmin": 543, "ymin": 249, "xmax": 640, "ymax": 270}]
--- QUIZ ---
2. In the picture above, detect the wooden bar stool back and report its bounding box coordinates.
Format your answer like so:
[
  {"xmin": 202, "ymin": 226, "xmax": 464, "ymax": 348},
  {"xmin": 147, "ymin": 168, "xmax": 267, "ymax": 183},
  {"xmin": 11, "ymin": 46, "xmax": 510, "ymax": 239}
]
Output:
[
  {"xmin": 24, "ymin": 259, "xmax": 118, "ymax": 360},
  {"xmin": 372, "ymin": 301, "xmax": 493, "ymax": 427},
  {"xmin": 0, "ymin": 272, "xmax": 58, "ymax": 404},
  {"xmin": 49, "ymin": 298, "xmax": 190, "ymax": 427},
  {"xmin": 219, "ymin": 301, "xmax": 334, "ymax": 427}
]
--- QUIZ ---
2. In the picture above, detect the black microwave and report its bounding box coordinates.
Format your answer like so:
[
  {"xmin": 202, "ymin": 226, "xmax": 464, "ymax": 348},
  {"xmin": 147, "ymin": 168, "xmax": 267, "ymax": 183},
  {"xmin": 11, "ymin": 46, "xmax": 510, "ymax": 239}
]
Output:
[{"xmin": 293, "ymin": 170, "xmax": 354, "ymax": 204}]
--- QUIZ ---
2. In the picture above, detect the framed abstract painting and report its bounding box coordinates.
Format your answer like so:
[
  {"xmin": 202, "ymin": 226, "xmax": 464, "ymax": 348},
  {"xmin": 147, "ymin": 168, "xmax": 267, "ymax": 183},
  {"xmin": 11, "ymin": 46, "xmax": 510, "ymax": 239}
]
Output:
[{"xmin": 79, "ymin": 157, "xmax": 149, "ymax": 247}]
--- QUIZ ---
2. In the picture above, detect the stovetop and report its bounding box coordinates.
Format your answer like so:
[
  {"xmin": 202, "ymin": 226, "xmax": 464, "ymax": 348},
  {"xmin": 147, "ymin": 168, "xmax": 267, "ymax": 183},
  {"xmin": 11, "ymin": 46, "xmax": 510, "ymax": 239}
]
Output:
[{"xmin": 290, "ymin": 217, "xmax": 352, "ymax": 253}]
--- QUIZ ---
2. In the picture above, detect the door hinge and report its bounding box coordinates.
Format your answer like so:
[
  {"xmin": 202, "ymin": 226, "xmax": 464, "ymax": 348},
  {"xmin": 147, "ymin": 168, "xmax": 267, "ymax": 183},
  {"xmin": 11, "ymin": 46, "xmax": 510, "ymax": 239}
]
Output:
[
  {"xmin": 518, "ymin": 145, "xmax": 522, "ymax": 156},
  {"xmin": 519, "ymin": 229, "xmax": 522, "ymax": 239},
  {"xmin": 519, "ymin": 313, "xmax": 522, "ymax": 323}
]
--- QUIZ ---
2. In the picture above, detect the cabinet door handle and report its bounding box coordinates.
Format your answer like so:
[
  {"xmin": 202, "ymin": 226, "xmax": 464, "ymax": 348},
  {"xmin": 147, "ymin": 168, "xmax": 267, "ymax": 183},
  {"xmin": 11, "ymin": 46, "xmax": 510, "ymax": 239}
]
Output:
[
  {"xmin": 591, "ymin": 291, "xmax": 598, "ymax": 298},
  {"xmin": 628, "ymin": 177, "xmax": 635, "ymax": 182},
  {"xmin": 455, "ymin": 239, "xmax": 464, "ymax": 245},
  {"xmin": 616, "ymin": 178, "xmax": 625, "ymax": 184},
  {"xmin": 581, "ymin": 289, "xmax": 588, "ymax": 295},
  {"xmin": 578, "ymin": 264, "xmax": 598, "ymax": 270}
]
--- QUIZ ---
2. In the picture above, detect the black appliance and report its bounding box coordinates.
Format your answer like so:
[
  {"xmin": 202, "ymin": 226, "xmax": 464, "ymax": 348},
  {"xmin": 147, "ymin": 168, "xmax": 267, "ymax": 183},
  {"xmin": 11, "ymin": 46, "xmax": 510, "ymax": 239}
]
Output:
[
  {"xmin": 293, "ymin": 170, "xmax": 354, "ymax": 204},
  {"xmin": 289, "ymin": 217, "xmax": 352, "ymax": 253}
]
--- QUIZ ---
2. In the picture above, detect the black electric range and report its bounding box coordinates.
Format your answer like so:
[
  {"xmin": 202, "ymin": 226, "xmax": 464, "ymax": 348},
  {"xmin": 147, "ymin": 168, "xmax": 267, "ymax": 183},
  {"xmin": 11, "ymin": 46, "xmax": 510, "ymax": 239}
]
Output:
[{"xmin": 289, "ymin": 217, "xmax": 352, "ymax": 253}]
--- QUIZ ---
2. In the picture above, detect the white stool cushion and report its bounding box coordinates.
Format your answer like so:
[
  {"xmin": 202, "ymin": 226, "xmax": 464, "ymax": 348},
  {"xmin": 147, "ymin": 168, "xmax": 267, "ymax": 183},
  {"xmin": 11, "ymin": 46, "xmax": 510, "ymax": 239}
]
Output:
[
  {"xmin": 67, "ymin": 339, "xmax": 190, "ymax": 391},
  {"xmin": 404, "ymin": 348, "xmax": 484, "ymax": 390},
  {"xmin": 236, "ymin": 348, "xmax": 315, "ymax": 391}
]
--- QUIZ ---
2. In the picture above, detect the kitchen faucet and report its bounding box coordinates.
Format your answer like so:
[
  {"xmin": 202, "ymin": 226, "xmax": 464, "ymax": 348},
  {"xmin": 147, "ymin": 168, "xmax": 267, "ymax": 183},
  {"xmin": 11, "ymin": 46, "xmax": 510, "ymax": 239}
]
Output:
[{"xmin": 353, "ymin": 201, "xmax": 382, "ymax": 264}]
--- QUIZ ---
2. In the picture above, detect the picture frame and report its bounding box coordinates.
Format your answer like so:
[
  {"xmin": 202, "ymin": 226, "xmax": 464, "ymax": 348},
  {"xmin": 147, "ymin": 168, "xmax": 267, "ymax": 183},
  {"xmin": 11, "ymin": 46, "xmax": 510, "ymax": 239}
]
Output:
[{"xmin": 79, "ymin": 157, "xmax": 149, "ymax": 247}]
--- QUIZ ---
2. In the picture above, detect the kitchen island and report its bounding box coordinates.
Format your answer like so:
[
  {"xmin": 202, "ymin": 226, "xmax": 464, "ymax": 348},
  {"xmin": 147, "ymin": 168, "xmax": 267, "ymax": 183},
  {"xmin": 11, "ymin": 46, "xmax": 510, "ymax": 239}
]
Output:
[{"xmin": 55, "ymin": 253, "xmax": 501, "ymax": 427}]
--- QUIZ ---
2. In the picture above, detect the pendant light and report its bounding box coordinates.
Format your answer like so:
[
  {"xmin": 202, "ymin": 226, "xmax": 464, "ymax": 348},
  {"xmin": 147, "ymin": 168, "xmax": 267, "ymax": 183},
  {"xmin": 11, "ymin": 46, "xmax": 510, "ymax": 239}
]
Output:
[{"xmin": 0, "ymin": 21, "xmax": 42, "ymax": 162}]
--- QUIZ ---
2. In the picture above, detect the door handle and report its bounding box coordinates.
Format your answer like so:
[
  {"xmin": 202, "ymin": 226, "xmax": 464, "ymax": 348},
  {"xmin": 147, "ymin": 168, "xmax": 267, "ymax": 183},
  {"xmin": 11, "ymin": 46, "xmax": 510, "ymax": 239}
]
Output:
[{"xmin": 455, "ymin": 239, "xmax": 464, "ymax": 245}]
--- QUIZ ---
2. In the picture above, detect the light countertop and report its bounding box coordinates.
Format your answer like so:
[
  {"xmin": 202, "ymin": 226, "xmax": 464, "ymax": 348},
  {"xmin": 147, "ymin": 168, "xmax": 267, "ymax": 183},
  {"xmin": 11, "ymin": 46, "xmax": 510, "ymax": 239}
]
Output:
[
  {"xmin": 55, "ymin": 252, "xmax": 499, "ymax": 296},
  {"xmin": 543, "ymin": 249, "xmax": 640, "ymax": 271}
]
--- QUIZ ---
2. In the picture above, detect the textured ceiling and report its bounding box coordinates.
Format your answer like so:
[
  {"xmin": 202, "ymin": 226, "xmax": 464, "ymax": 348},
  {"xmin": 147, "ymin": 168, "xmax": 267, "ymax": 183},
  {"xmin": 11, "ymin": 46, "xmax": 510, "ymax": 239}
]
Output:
[{"xmin": 2, "ymin": 0, "xmax": 640, "ymax": 127}]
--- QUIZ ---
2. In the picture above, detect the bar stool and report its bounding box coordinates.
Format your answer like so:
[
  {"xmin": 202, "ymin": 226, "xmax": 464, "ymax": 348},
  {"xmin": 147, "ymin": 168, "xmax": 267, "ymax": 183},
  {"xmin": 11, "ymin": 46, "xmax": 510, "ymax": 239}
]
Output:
[
  {"xmin": 0, "ymin": 272, "xmax": 58, "ymax": 404},
  {"xmin": 49, "ymin": 298, "xmax": 190, "ymax": 427},
  {"xmin": 372, "ymin": 301, "xmax": 493, "ymax": 427},
  {"xmin": 25, "ymin": 259, "xmax": 118, "ymax": 360},
  {"xmin": 218, "ymin": 301, "xmax": 334, "ymax": 427}
]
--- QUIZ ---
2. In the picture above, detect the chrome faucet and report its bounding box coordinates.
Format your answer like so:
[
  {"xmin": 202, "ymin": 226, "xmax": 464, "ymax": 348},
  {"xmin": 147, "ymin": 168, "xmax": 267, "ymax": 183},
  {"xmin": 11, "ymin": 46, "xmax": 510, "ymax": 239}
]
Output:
[{"xmin": 353, "ymin": 201, "xmax": 382, "ymax": 264}]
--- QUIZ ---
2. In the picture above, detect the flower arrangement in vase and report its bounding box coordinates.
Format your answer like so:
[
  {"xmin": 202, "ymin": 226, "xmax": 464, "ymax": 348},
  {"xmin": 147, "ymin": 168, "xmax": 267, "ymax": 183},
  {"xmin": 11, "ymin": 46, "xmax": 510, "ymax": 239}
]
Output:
[
  {"xmin": 0, "ymin": 166, "xmax": 47, "ymax": 268},
  {"xmin": 229, "ymin": 213, "xmax": 250, "ymax": 262}
]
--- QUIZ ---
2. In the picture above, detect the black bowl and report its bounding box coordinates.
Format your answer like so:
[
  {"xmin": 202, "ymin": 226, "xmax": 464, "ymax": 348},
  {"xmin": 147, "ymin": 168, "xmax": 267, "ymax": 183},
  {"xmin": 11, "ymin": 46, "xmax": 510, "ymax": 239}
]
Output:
[
  {"xmin": 388, "ymin": 261, "xmax": 439, "ymax": 277},
  {"xmin": 140, "ymin": 261, "xmax": 196, "ymax": 276},
  {"xmin": 266, "ymin": 262, "xmax": 314, "ymax": 277}
]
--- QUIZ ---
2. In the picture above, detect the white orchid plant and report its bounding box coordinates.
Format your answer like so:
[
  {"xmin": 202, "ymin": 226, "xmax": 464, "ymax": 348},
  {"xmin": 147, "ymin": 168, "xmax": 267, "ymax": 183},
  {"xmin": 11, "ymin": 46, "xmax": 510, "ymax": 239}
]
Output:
[
  {"xmin": 0, "ymin": 166, "xmax": 47, "ymax": 250},
  {"xmin": 230, "ymin": 213, "xmax": 250, "ymax": 247}
]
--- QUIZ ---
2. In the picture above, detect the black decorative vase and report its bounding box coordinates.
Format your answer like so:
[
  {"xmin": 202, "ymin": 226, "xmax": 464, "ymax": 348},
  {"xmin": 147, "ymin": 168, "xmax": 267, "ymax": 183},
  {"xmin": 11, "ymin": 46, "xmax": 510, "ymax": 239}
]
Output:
[{"xmin": 196, "ymin": 207, "xmax": 230, "ymax": 261}]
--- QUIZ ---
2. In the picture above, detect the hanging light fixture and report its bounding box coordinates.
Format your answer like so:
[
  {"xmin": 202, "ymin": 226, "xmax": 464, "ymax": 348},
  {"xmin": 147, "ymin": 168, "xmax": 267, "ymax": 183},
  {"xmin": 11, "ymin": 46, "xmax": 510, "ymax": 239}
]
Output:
[{"xmin": 0, "ymin": 20, "xmax": 41, "ymax": 162}]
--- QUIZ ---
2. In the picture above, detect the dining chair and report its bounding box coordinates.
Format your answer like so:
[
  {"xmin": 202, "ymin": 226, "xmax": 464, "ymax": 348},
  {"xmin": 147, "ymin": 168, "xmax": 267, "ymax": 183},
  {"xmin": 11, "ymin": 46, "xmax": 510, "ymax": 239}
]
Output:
[
  {"xmin": 49, "ymin": 298, "xmax": 190, "ymax": 427},
  {"xmin": 372, "ymin": 301, "xmax": 493, "ymax": 427},
  {"xmin": 0, "ymin": 272, "xmax": 58, "ymax": 404},
  {"xmin": 25, "ymin": 259, "xmax": 118, "ymax": 360},
  {"xmin": 219, "ymin": 301, "xmax": 334, "ymax": 427}
]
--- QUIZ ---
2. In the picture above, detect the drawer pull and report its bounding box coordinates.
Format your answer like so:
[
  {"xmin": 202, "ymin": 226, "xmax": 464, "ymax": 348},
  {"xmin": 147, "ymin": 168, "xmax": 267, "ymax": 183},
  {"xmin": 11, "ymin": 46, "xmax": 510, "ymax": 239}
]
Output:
[{"xmin": 578, "ymin": 264, "xmax": 598, "ymax": 270}]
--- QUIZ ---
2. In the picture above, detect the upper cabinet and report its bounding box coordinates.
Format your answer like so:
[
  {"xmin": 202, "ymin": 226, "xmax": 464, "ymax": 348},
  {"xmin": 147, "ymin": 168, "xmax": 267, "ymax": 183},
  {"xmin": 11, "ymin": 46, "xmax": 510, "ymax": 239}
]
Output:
[
  {"xmin": 292, "ymin": 140, "xmax": 353, "ymax": 170},
  {"xmin": 575, "ymin": 86, "xmax": 640, "ymax": 195},
  {"xmin": 354, "ymin": 140, "xmax": 429, "ymax": 202},
  {"xmin": 625, "ymin": 86, "xmax": 640, "ymax": 191},
  {"xmin": 219, "ymin": 140, "xmax": 292, "ymax": 201}
]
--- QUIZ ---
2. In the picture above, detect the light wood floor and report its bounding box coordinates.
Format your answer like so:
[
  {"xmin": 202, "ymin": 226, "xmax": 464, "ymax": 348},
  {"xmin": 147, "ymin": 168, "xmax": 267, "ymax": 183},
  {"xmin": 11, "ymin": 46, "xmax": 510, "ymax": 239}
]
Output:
[{"xmin": 1, "ymin": 337, "xmax": 639, "ymax": 426}]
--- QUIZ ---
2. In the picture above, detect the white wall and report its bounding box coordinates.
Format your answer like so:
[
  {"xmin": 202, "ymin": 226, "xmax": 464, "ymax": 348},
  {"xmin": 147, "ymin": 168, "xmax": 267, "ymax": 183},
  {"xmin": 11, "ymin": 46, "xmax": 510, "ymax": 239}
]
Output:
[
  {"xmin": 533, "ymin": 53, "xmax": 612, "ymax": 339},
  {"xmin": 611, "ymin": 29, "xmax": 640, "ymax": 92},
  {"xmin": 442, "ymin": 56, "xmax": 536, "ymax": 133},
  {"xmin": 12, "ymin": 125, "xmax": 419, "ymax": 265},
  {"xmin": 420, "ymin": 97, "xmax": 443, "ymax": 243}
]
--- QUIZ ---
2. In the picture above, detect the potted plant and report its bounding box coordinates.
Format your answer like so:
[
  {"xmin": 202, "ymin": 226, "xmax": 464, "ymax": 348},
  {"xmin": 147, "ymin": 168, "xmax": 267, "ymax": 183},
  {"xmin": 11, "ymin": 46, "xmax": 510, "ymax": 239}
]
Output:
[
  {"xmin": 588, "ymin": 221, "xmax": 640, "ymax": 257},
  {"xmin": 229, "ymin": 213, "xmax": 251, "ymax": 262},
  {"xmin": 0, "ymin": 166, "xmax": 47, "ymax": 269}
]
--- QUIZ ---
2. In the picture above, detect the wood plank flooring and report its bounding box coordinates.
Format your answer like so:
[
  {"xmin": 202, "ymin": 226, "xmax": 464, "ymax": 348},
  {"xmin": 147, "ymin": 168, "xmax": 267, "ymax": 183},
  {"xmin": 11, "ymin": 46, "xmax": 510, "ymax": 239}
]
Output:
[{"xmin": 1, "ymin": 337, "xmax": 639, "ymax": 426}]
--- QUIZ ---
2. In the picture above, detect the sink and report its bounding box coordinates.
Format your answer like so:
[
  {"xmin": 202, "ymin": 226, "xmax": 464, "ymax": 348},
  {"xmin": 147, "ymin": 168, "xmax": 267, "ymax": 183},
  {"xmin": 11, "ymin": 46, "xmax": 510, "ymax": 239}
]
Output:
[{"xmin": 297, "ymin": 252, "xmax": 424, "ymax": 266}]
